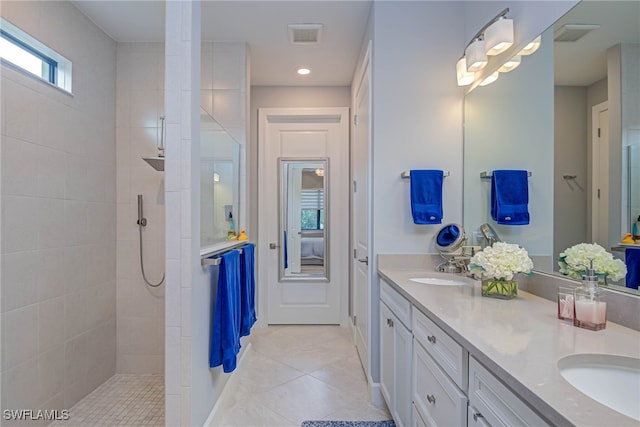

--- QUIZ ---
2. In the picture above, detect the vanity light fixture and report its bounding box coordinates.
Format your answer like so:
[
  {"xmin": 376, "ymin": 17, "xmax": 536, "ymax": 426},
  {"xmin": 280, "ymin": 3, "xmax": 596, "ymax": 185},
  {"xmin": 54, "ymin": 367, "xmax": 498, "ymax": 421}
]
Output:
[
  {"xmin": 498, "ymin": 55, "xmax": 521, "ymax": 72},
  {"xmin": 315, "ymin": 168, "xmax": 324, "ymax": 177},
  {"xmin": 456, "ymin": 8, "xmax": 511, "ymax": 85},
  {"xmin": 465, "ymin": 38, "xmax": 488, "ymax": 72},
  {"xmin": 297, "ymin": 67, "xmax": 311, "ymax": 75},
  {"xmin": 456, "ymin": 57, "xmax": 475, "ymax": 86},
  {"xmin": 518, "ymin": 35, "xmax": 541, "ymax": 56},
  {"xmin": 479, "ymin": 71, "xmax": 499, "ymax": 86},
  {"xmin": 484, "ymin": 16, "xmax": 514, "ymax": 55}
]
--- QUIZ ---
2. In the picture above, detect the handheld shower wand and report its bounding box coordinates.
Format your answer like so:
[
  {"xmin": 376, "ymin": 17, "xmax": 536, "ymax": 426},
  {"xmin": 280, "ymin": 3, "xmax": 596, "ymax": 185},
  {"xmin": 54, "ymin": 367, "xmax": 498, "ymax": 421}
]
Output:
[
  {"xmin": 137, "ymin": 194, "xmax": 164, "ymax": 287},
  {"xmin": 137, "ymin": 194, "xmax": 147, "ymax": 226}
]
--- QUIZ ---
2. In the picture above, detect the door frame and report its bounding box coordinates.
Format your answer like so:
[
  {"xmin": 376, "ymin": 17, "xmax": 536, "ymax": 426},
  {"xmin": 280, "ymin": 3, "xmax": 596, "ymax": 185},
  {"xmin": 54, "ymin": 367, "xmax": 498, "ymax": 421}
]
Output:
[
  {"xmin": 591, "ymin": 101, "xmax": 609, "ymax": 245},
  {"xmin": 257, "ymin": 107, "xmax": 350, "ymax": 326}
]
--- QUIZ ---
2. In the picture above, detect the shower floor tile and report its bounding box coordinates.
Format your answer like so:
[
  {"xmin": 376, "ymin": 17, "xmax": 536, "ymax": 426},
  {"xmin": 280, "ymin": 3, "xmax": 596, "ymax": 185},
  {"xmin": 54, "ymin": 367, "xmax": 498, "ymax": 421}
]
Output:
[{"xmin": 50, "ymin": 374, "xmax": 163, "ymax": 427}]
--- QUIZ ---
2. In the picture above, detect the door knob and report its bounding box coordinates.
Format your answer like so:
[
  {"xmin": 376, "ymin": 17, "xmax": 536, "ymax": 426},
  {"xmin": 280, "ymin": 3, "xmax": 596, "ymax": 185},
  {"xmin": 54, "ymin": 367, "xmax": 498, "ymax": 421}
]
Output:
[
  {"xmin": 269, "ymin": 243, "xmax": 280, "ymax": 249},
  {"xmin": 357, "ymin": 256, "xmax": 368, "ymax": 265}
]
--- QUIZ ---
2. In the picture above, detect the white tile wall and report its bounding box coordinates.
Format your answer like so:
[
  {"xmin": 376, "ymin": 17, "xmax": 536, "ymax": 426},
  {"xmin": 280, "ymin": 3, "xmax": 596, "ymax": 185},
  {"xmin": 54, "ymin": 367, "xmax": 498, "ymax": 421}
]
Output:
[
  {"xmin": 0, "ymin": 1, "xmax": 117, "ymax": 416},
  {"xmin": 115, "ymin": 42, "xmax": 166, "ymax": 375}
]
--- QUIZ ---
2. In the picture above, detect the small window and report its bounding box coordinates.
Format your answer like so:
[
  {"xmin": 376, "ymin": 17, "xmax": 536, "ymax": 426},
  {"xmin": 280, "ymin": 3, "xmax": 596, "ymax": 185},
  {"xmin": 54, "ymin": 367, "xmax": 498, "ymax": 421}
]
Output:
[{"xmin": 0, "ymin": 18, "xmax": 72, "ymax": 93}]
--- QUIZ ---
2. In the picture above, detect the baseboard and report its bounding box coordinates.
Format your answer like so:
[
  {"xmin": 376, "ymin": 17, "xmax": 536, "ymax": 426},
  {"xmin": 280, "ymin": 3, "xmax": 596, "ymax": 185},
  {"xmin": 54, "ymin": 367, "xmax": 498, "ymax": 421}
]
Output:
[
  {"xmin": 203, "ymin": 342, "xmax": 252, "ymax": 427},
  {"xmin": 369, "ymin": 381, "xmax": 385, "ymax": 408}
]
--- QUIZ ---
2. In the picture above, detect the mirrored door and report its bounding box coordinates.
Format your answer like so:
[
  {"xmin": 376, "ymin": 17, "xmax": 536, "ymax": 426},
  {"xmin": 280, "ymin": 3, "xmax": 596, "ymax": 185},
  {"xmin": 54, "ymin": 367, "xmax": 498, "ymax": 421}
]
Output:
[{"xmin": 279, "ymin": 158, "xmax": 329, "ymax": 281}]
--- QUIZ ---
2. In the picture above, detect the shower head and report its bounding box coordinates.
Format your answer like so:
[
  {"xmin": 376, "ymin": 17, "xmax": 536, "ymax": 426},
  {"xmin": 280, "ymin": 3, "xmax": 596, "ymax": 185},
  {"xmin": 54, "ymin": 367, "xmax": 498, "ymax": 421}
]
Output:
[{"xmin": 143, "ymin": 157, "xmax": 165, "ymax": 171}]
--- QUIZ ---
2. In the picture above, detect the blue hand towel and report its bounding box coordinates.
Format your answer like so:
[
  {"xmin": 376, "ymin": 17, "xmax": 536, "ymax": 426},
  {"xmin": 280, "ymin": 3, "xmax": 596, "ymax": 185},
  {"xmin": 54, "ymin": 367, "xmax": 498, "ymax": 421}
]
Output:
[
  {"xmin": 239, "ymin": 244, "xmax": 257, "ymax": 336},
  {"xmin": 625, "ymin": 247, "xmax": 640, "ymax": 290},
  {"xmin": 410, "ymin": 170, "xmax": 444, "ymax": 224},
  {"xmin": 209, "ymin": 250, "xmax": 241, "ymax": 373},
  {"xmin": 491, "ymin": 170, "xmax": 530, "ymax": 225}
]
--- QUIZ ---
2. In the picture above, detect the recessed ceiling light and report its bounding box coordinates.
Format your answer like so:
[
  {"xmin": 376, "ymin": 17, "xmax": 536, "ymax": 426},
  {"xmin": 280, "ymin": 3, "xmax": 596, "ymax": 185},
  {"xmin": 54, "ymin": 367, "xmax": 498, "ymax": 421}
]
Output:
[{"xmin": 297, "ymin": 68, "xmax": 311, "ymax": 76}]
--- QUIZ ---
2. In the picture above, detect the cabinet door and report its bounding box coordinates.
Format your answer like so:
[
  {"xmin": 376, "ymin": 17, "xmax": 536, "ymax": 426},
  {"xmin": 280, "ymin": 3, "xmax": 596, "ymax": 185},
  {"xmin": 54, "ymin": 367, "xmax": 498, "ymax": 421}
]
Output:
[
  {"xmin": 414, "ymin": 341, "xmax": 467, "ymax": 427},
  {"xmin": 395, "ymin": 319, "xmax": 413, "ymax": 427},
  {"xmin": 380, "ymin": 302, "xmax": 395, "ymax": 411}
]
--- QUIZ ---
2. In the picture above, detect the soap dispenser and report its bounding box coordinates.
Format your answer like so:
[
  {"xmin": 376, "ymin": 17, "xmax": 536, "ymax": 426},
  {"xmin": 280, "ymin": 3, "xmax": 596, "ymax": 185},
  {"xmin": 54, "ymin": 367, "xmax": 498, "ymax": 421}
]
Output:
[{"xmin": 573, "ymin": 259, "xmax": 607, "ymax": 331}]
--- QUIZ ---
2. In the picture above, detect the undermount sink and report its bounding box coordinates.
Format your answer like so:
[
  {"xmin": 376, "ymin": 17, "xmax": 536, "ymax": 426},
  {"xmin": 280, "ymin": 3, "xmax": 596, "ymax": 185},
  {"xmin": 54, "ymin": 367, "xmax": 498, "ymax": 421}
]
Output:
[
  {"xmin": 410, "ymin": 277, "xmax": 468, "ymax": 286},
  {"xmin": 558, "ymin": 354, "xmax": 640, "ymax": 421}
]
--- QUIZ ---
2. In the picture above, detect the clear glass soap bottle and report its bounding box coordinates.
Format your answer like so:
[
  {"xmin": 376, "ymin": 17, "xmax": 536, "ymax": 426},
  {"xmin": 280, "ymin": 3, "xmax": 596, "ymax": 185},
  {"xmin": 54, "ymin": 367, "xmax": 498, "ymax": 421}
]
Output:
[{"xmin": 573, "ymin": 259, "xmax": 607, "ymax": 331}]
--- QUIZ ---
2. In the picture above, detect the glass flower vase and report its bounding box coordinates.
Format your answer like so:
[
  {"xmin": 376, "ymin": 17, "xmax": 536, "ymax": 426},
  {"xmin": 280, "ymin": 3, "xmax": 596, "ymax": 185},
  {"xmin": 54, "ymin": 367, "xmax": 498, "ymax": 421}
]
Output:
[{"xmin": 481, "ymin": 278, "xmax": 518, "ymax": 300}]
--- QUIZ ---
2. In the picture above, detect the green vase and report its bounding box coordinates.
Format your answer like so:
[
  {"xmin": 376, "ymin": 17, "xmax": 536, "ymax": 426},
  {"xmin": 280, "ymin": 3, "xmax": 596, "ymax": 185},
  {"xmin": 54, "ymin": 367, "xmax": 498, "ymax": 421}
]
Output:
[{"xmin": 482, "ymin": 278, "xmax": 518, "ymax": 300}]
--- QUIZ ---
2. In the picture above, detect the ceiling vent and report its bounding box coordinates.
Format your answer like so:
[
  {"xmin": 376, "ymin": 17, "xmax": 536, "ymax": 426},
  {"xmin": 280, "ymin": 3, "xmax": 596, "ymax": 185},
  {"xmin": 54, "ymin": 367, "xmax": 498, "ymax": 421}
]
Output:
[
  {"xmin": 554, "ymin": 24, "xmax": 600, "ymax": 42},
  {"xmin": 288, "ymin": 23, "xmax": 323, "ymax": 45}
]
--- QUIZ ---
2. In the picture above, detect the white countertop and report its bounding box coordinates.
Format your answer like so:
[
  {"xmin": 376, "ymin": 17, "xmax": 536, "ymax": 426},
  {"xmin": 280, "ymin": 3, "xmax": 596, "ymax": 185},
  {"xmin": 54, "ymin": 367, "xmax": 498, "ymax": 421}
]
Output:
[{"xmin": 378, "ymin": 266, "xmax": 640, "ymax": 427}]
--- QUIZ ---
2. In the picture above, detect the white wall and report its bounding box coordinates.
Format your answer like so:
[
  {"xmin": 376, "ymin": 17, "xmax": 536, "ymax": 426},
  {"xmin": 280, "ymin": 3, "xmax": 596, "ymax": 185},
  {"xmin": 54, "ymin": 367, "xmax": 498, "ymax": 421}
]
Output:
[
  {"xmin": 115, "ymin": 42, "xmax": 166, "ymax": 375},
  {"xmin": 1, "ymin": 0, "xmax": 117, "ymax": 415},
  {"xmin": 369, "ymin": 0, "xmax": 467, "ymax": 384}
]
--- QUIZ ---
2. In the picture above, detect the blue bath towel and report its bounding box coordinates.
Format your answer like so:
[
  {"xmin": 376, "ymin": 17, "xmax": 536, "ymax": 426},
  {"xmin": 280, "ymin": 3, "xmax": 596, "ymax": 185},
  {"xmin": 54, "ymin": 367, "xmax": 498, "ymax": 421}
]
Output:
[
  {"xmin": 209, "ymin": 250, "xmax": 241, "ymax": 373},
  {"xmin": 625, "ymin": 247, "xmax": 640, "ymax": 289},
  {"xmin": 410, "ymin": 170, "xmax": 444, "ymax": 224},
  {"xmin": 491, "ymin": 170, "xmax": 530, "ymax": 225},
  {"xmin": 239, "ymin": 244, "xmax": 257, "ymax": 336}
]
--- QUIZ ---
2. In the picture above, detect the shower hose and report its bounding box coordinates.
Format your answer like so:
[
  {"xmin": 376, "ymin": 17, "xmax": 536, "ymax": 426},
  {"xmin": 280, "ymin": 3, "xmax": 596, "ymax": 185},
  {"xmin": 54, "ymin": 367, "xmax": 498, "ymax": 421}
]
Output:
[{"xmin": 139, "ymin": 222, "xmax": 165, "ymax": 287}]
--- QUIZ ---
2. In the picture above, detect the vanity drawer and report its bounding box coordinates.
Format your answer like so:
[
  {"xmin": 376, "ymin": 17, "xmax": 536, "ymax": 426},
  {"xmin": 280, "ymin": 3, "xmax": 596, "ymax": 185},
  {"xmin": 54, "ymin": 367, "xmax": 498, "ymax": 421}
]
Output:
[
  {"xmin": 413, "ymin": 341, "xmax": 467, "ymax": 427},
  {"xmin": 469, "ymin": 356, "xmax": 548, "ymax": 427},
  {"xmin": 381, "ymin": 279, "xmax": 411, "ymax": 329},
  {"xmin": 468, "ymin": 406, "xmax": 490, "ymax": 427},
  {"xmin": 413, "ymin": 308, "xmax": 468, "ymax": 390}
]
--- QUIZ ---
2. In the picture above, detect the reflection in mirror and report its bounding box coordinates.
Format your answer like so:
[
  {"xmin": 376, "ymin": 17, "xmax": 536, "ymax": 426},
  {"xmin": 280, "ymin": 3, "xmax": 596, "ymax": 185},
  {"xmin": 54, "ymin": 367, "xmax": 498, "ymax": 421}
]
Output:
[
  {"xmin": 279, "ymin": 159, "xmax": 329, "ymax": 281},
  {"xmin": 200, "ymin": 108, "xmax": 240, "ymax": 247},
  {"xmin": 464, "ymin": 1, "xmax": 640, "ymax": 295}
]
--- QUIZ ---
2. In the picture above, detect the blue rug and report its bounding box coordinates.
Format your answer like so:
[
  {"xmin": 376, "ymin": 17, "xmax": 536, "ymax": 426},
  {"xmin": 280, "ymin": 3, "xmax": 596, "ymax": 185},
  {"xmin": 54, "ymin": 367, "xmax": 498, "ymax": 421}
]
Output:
[{"xmin": 301, "ymin": 421, "xmax": 395, "ymax": 427}]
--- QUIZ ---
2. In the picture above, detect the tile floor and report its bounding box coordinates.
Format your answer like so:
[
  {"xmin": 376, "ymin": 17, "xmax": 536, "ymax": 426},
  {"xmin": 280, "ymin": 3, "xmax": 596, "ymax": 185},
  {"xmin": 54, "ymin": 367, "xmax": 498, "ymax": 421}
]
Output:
[
  {"xmin": 50, "ymin": 374, "xmax": 164, "ymax": 427},
  {"xmin": 47, "ymin": 325, "xmax": 388, "ymax": 427},
  {"xmin": 217, "ymin": 325, "xmax": 391, "ymax": 426}
]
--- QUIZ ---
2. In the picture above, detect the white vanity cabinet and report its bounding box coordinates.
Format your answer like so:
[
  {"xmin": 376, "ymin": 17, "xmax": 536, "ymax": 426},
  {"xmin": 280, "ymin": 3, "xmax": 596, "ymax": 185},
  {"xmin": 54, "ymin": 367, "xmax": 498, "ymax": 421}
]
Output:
[
  {"xmin": 468, "ymin": 356, "xmax": 548, "ymax": 427},
  {"xmin": 412, "ymin": 308, "xmax": 468, "ymax": 426},
  {"xmin": 380, "ymin": 279, "xmax": 413, "ymax": 427}
]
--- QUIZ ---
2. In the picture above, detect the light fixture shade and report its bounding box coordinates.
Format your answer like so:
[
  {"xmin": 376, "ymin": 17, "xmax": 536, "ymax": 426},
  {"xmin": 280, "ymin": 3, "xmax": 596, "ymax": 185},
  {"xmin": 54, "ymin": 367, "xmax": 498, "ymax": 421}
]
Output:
[
  {"xmin": 498, "ymin": 55, "xmax": 521, "ymax": 72},
  {"xmin": 465, "ymin": 38, "xmax": 488, "ymax": 72},
  {"xmin": 485, "ymin": 18, "xmax": 514, "ymax": 55},
  {"xmin": 456, "ymin": 57, "xmax": 474, "ymax": 86},
  {"xmin": 519, "ymin": 35, "xmax": 541, "ymax": 56},
  {"xmin": 479, "ymin": 71, "xmax": 499, "ymax": 87}
]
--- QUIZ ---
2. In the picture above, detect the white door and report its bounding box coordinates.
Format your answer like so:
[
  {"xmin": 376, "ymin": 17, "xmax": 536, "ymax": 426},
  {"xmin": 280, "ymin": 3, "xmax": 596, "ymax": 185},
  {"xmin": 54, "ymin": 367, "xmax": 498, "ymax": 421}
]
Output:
[
  {"xmin": 258, "ymin": 107, "xmax": 349, "ymax": 325},
  {"xmin": 592, "ymin": 102, "xmax": 609, "ymax": 246},
  {"xmin": 352, "ymin": 45, "xmax": 372, "ymax": 375}
]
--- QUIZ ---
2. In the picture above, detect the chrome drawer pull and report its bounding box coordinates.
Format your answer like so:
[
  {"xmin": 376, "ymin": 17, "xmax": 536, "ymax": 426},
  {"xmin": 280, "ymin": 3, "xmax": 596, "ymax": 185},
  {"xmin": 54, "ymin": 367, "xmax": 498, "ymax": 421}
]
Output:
[
  {"xmin": 426, "ymin": 394, "xmax": 436, "ymax": 404},
  {"xmin": 427, "ymin": 335, "xmax": 436, "ymax": 344},
  {"xmin": 473, "ymin": 413, "xmax": 484, "ymax": 422}
]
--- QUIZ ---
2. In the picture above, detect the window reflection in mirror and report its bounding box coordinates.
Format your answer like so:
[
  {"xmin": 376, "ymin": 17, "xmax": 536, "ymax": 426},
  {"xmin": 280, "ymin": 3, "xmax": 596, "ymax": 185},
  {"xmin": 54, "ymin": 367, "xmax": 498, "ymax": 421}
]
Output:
[
  {"xmin": 200, "ymin": 108, "xmax": 240, "ymax": 248},
  {"xmin": 279, "ymin": 159, "xmax": 329, "ymax": 281}
]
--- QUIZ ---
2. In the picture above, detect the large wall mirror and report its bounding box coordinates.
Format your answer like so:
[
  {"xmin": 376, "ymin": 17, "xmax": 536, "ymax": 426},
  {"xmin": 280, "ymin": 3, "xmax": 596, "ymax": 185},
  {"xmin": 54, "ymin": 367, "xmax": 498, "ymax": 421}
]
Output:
[
  {"xmin": 279, "ymin": 158, "xmax": 329, "ymax": 281},
  {"xmin": 464, "ymin": 1, "xmax": 640, "ymax": 295},
  {"xmin": 200, "ymin": 108, "xmax": 241, "ymax": 248}
]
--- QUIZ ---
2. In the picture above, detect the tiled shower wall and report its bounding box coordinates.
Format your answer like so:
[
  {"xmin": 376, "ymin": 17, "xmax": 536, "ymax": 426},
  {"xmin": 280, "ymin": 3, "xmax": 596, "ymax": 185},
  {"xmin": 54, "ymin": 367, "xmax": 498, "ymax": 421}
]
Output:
[
  {"xmin": 1, "ymin": 0, "xmax": 117, "ymax": 417},
  {"xmin": 115, "ymin": 42, "xmax": 166, "ymax": 374},
  {"xmin": 115, "ymin": 41, "xmax": 248, "ymax": 376}
]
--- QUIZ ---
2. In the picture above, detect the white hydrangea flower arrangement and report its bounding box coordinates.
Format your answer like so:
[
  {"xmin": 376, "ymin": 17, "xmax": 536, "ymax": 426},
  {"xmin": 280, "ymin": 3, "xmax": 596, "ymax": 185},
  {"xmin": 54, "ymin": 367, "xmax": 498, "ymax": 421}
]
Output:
[
  {"xmin": 469, "ymin": 242, "xmax": 534, "ymax": 280},
  {"xmin": 558, "ymin": 243, "xmax": 626, "ymax": 281}
]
